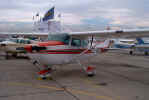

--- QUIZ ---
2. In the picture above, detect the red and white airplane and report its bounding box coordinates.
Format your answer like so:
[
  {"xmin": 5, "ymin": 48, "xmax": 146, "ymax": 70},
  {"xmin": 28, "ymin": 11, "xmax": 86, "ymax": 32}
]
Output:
[{"xmin": 19, "ymin": 29, "xmax": 149, "ymax": 79}]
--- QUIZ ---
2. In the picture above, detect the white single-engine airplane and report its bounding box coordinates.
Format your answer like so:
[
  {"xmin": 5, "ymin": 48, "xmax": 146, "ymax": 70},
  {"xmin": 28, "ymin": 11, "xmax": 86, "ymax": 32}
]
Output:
[{"xmin": 18, "ymin": 29, "xmax": 149, "ymax": 79}]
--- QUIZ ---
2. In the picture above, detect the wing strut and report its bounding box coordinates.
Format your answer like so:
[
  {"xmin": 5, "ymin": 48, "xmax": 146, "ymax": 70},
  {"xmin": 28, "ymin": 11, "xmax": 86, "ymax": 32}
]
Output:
[{"xmin": 90, "ymin": 35, "xmax": 94, "ymax": 48}]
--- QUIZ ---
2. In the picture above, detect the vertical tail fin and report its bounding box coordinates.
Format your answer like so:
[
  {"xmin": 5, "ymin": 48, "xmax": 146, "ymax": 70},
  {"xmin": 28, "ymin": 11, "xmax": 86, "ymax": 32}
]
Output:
[
  {"xmin": 136, "ymin": 38, "xmax": 144, "ymax": 44},
  {"xmin": 95, "ymin": 39, "xmax": 114, "ymax": 48},
  {"xmin": 95, "ymin": 39, "xmax": 114, "ymax": 53},
  {"xmin": 103, "ymin": 39, "xmax": 114, "ymax": 48}
]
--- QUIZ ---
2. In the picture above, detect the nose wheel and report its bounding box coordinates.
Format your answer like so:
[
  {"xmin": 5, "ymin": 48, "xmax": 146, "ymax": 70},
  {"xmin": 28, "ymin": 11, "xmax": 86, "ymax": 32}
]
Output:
[
  {"xmin": 85, "ymin": 66, "xmax": 96, "ymax": 77},
  {"xmin": 129, "ymin": 50, "xmax": 133, "ymax": 55},
  {"xmin": 37, "ymin": 68, "xmax": 52, "ymax": 80}
]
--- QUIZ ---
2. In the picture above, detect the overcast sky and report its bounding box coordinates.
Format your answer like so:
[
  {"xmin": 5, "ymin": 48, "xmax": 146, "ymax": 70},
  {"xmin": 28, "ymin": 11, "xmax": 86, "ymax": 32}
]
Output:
[{"xmin": 0, "ymin": 0, "xmax": 149, "ymax": 32}]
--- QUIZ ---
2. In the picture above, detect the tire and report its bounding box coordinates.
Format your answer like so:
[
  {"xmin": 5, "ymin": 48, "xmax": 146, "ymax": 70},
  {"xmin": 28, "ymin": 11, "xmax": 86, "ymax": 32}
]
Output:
[
  {"xmin": 12, "ymin": 53, "xmax": 17, "ymax": 58},
  {"xmin": 87, "ymin": 74, "xmax": 95, "ymax": 77},
  {"xmin": 87, "ymin": 71, "xmax": 96, "ymax": 77},
  {"xmin": 5, "ymin": 52, "xmax": 9, "ymax": 60},
  {"xmin": 145, "ymin": 52, "xmax": 148, "ymax": 56},
  {"xmin": 129, "ymin": 51, "xmax": 133, "ymax": 55}
]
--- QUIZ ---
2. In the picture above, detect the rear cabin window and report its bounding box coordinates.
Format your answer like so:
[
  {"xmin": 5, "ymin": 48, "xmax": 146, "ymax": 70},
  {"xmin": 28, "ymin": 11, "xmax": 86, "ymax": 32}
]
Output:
[{"xmin": 17, "ymin": 39, "xmax": 31, "ymax": 44}]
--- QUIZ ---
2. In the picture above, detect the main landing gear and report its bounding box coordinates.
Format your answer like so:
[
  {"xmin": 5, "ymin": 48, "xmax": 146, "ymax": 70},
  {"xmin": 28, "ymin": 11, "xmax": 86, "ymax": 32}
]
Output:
[
  {"xmin": 77, "ymin": 60, "xmax": 96, "ymax": 77},
  {"xmin": 144, "ymin": 52, "xmax": 148, "ymax": 56},
  {"xmin": 32, "ymin": 61, "xmax": 53, "ymax": 80}
]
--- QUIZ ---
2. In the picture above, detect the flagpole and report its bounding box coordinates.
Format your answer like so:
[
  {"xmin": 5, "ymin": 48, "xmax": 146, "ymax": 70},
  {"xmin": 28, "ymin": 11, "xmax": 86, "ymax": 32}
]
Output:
[{"xmin": 32, "ymin": 15, "xmax": 36, "ymax": 32}]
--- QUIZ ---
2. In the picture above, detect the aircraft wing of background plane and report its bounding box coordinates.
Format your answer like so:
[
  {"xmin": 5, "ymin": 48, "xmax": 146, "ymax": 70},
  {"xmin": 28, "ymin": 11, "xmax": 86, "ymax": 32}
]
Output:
[
  {"xmin": 69, "ymin": 29, "xmax": 149, "ymax": 38},
  {"xmin": 0, "ymin": 32, "xmax": 48, "ymax": 38}
]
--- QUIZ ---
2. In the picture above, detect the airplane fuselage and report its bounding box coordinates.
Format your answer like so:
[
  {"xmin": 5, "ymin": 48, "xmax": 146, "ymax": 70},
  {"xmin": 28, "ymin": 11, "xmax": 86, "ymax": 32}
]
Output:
[{"xmin": 27, "ymin": 44, "xmax": 95, "ymax": 67}]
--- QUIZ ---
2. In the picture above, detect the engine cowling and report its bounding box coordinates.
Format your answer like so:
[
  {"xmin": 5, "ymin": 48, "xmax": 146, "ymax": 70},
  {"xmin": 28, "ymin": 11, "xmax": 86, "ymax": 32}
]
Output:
[{"xmin": 24, "ymin": 45, "xmax": 46, "ymax": 53}]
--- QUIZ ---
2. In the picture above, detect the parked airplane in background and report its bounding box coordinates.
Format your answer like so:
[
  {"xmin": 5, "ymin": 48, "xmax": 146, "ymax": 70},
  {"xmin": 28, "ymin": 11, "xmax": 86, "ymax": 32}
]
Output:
[
  {"xmin": 111, "ymin": 38, "xmax": 136, "ymax": 49},
  {"xmin": 129, "ymin": 38, "xmax": 149, "ymax": 55},
  {"xmin": 0, "ymin": 38, "xmax": 38, "ymax": 59}
]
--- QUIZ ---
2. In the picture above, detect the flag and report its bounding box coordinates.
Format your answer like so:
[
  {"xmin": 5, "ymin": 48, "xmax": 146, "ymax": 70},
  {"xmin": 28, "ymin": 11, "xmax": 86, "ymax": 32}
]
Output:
[
  {"xmin": 33, "ymin": 16, "xmax": 34, "ymax": 20},
  {"xmin": 58, "ymin": 13, "xmax": 61, "ymax": 18},
  {"xmin": 42, "ymin": 6, "xmax": 55, "ymax": 22}
]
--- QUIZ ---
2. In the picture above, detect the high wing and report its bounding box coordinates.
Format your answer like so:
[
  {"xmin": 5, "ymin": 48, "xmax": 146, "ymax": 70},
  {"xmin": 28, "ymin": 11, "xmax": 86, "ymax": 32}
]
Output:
[
  {"xmin": 1, "ymin": 29, "xmax": 149, "ymax": 38},
  {"xmin": 0, "ymin": 32, "xmax": 48, "ymax": 38},
  {"xmin": 69, "ymin": 29, "xmax": 149, "ymax": 38}
]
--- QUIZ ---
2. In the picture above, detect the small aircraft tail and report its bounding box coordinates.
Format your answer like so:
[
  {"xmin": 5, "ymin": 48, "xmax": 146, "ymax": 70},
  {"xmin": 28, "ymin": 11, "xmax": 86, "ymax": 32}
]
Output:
[
  {"xmin": 136, "ymin": 38, "xmax": 144, "ymax": 44},
  {"xmin": 104, "ymin": 39, "xmax": 114, "ymax": 48},
  {"xmin": 94, "ymin": 39, "xmax": 115, "ymax": 53},
  {"xmin": 95, "ymin": 39, "xmax": 113, "ymax": 48}
]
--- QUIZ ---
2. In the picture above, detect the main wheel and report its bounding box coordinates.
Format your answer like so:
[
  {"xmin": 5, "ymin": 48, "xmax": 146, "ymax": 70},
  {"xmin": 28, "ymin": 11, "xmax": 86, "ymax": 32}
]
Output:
[
  {"xmin": 144, "ymin": 52, "xmax": 148, "ymax": 56},
  {"xmin": 12, "ymin": 53, "xmax": 17, "ymax": 58},
  {"xmin": 129, "ymin": 51, "xmax": 133, "ymax": 55},
  {"xmin": 87, "ymin": 71, "xmax": 96, "ymax": 77},
  {"xmin": 86, "ymin": 66, "xmax": 96, "ymax": 77},
  {"xmin": 5, "ymin": 52, "xmax": 9, "ymax": 59}
]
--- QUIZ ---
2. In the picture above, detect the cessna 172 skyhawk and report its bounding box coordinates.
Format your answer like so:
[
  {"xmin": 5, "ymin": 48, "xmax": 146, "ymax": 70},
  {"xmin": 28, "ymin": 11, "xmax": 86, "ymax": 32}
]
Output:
[{"xmin": 18, "ymin": 29, "xmax": 149, "ymax": 79}]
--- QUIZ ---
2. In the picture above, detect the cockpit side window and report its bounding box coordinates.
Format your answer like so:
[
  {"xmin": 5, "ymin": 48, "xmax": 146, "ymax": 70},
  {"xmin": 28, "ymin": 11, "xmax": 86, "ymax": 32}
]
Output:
[
  {"xmin": 63, "ymin": 35, "xmax": 70, "ymax": 44},
  {"xmin": 71, "ymin": 38, "xmax": 81, "ymax": 47}
]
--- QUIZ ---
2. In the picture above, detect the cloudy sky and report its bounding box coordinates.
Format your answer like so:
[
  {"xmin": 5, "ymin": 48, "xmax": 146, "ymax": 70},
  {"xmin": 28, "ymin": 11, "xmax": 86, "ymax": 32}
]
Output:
[{"xmin": 0, "ymin": 0, "xmax": 149, "ymax": 32}]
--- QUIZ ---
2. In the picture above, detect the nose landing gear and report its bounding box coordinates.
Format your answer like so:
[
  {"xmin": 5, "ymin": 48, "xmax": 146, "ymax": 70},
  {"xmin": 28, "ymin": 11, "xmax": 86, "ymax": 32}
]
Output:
[
  {"xmin": 84, "ymin": 66, "xmax": 96, "ymax": 77},
  {"xmin": 37, "ymin": 68, "xmax": 53, "ymax": 80}
]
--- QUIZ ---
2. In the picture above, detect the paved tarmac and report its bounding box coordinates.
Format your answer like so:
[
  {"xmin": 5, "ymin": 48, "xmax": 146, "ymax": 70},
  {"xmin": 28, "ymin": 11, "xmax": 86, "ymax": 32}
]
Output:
[{"xmin": 0, "ymin": 52, "xmax": 149, "ymax": 100}]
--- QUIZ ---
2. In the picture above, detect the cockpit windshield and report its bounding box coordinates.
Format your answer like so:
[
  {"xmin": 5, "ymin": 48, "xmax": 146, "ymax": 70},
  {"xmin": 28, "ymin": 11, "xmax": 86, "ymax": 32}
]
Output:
[
  {"xmin": 48, "ymin": 33, "xmax": 88, "ymax": 47},
  {"xmin": 48, "ymin": 33, "xmax": 70, "ymax": 44}
]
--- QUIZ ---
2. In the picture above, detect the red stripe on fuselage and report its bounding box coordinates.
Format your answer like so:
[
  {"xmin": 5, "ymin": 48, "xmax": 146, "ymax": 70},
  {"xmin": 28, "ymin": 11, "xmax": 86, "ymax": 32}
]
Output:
[
  {"xmin": 40, "ymin": 49, "xmax": 88, "ymax": 52},
  {"xmin": 38, "ymin": 41, "xmax": 65, "ymax": 46},
  {"xmin": 38, "ymin": 49, "xmax": 92, "ymax": 54},
  {"xmin": 40, "ymin": 52, "xmax": 92, "ymax": 54}
]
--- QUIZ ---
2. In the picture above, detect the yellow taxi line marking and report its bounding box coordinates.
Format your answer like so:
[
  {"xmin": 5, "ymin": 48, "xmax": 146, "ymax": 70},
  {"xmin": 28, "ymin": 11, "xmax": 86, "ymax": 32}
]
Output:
[
  {"xmin": 83, "ymin": 79, "xmax": 101, "ymax": 88},
  {"xmin": 68, "ymin": 88, "xmax": 113, "ymax": 100},
  {"xmin": 81, "ymin": 78, "xmax": 121, "ymax": 100},
  {"xmin": 8, "ymin": 82, "xmax": 64, "ymax": 91},
  {"xmin": 38, "ymin": 85, "xmax": 64, "ymax": 91},
  {"xmin": 8, "ymin": 82, "xmax": 113, "ymax": 100}
]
